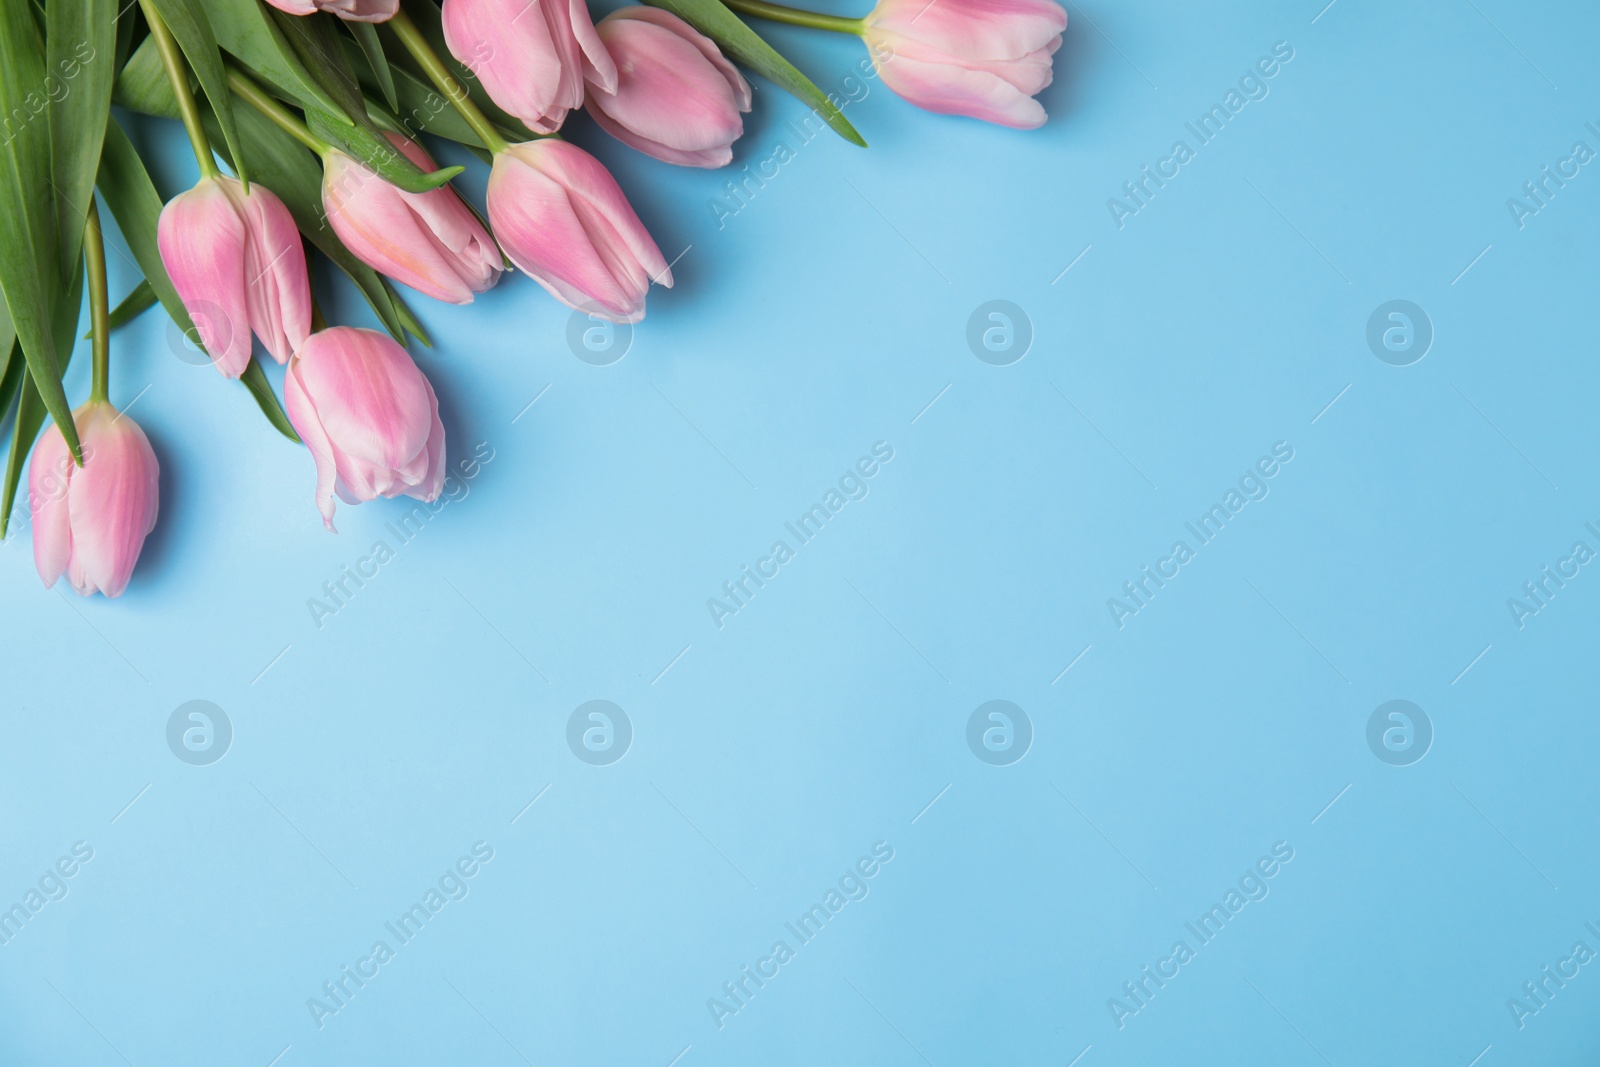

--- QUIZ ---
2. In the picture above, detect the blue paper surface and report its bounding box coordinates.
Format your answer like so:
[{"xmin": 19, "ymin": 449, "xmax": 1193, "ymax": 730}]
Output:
[{"xmin": 3, "ymin": 2, "xmax": 1599, "ymax": 1063}]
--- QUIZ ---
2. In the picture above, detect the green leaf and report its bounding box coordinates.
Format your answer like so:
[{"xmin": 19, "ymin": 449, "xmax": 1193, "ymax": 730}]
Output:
[
  {"xmin": 348, "ymin": 21, "xmax": 397, "ymax": 112},
  {"xmin": 241, "ymin": 357, "xmax": 297, "ymax": 441},
  {"xmin": 47, "ymin": 0, "xmax": 116, "ymax": 276},
  {"xmin": 85, "ymin": 280, "xmax": 157, "ymax": 338},
  {"xmin": 0, "ymin": 293, "xmax": 13, "ymax": 371},
  {"xmin": 385, "ymin": 281, "xmax": 431, "ymax": 347},
  {"xmin": 147, "ymin": 0, "xmax": 250, "ymax": 185},
  {"xmin": 306, "ymin": 107, "xmax": 462, "ymax": 193},
  {"xmin": 0, "ymin": 0, "xmax": 81, "ymax": 462},
  {"xmin": 643, "ymin": 0, "xmax": 866, "ymax": 146},
  {"xmin": 268, "ymin": 9, "xmax": 369, "ymax": 123},
  {"xmin": 96, "ymin": 117, "xmax": 300, "ymax": 444},
  {"xmin": 0, "ymin": 340, "xmax": 22, "ymax": 430},
  {"xmin": 114, "ymin": 34, "xmax": 182, "ymax": 119},
  {"xmin": 1, "ymin": 261, "xmax": 82, "ymax": 538},
  {"xmin": 345, "ymin": 37, "xmax": 489, "ymax": 151},
  {"xmin": 204, "ymin": 0, "xmax": 348, "ymax": 120}
]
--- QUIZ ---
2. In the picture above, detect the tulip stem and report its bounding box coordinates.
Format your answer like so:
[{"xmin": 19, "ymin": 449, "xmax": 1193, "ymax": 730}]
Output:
[
  {"xmin": 226, "ymin": 68, "xmax": 331, "ymax": 155},
  {"xmin": 387, "ymin": 10, "xmax": 510, "ymax": 155},
  {"xmin": 722, "ymin": 0, "xmax": 865, "ymax": 34},
  {"xmin": 85, "ymin": 200, "xmax": 111, "ymax": 406},
  {"xmin": 136, "ymin": 0, "xmax": 221, "ymax": 180}
]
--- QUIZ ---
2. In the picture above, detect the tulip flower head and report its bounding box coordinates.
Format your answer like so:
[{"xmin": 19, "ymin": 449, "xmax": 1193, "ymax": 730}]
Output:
[
  {"xmin": 862, "ymin": 0, "xmax": 1066, "ymax": 129},
  {"xmin": 261, "ymin": 0, "xmax": 399, "ymax": 20},
  {"xmin": 487, "ymin": 139, "xmax": 670, "ymax": 323},
  {"xmin": 442, "ymin": 0, "xmax": 616, "ymax": 134},
  {"xmin": 585, "ymin": 8, "xmax": 751, "ymax": 168},
  {"xmin": 285, "ymin": 327, "xmax": 447, "ymax": 531},
  {"xmin": 29, "ymin": 403, "xmax": 160, "ymax": 599},
  {"xmin": 323, "ymin": 133, "xmax": 504, "ymax": 304},
  {"xmin": 157, "ymin": 175, "xmax": 312, "ymax": 378}
]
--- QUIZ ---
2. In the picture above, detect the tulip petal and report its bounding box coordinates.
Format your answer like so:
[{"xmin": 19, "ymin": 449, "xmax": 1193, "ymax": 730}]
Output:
[
  {"xmin": 444, "ymin": 0, "xmax": 566, "ymax": 131},
  {"xmin": 874, "ymin": 45, "xmax": 1049, "ymax": 128},
  {"xmin": 66, "ymin": 406, "xmax": 160, "ymax": 598},
  {"xmin": 228, "ymin": 180, "xmax": 312, "ymax": 364},
  {"xmin": 592, "ymin": 19, "xmax": 745, "ymax": 154},
  {"xmin": 157, "ymin": 179, "xmax": 254, "ymax": 378},
  {"xmin": 286, "ymin": 355, "xmax": 343, "ymax": 530},
  {"xmin": 27, "ymin": 421, "xmax": 75, "ymax": 589}
]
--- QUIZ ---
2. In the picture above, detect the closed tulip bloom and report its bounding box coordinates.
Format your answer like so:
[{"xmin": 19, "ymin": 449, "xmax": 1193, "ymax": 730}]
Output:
[
  {"xmin": 487, "ymin": 139, "xmax": 670, "ymax": 322},
  {"xmin": 323, "ymin": 133, "xmax": 503, "ymax": 304},
  {"xmin": 442, "ymin": 0, "xmax": 616, "ymax": 134},
  {"xmin": 29, "ymin": 403, "xmax": 160, "ymax": 599},
  {"xmin": 863, "ymin": 0, "xmax": 1066, "ymax": 129},
  {"xmin": 261, "ymin": 0, "xmax": 398, "ymax": 20},
  {"xmin": 158, "ymin": 175, "xmax": 312, "ymax": 378},
  {"xmin": 285, "ymin": 327, "xmax": 446, "ymax": 530},
  {"xmin": 586, "ymin": 8, "xmax": 751, "ymax": 168}
]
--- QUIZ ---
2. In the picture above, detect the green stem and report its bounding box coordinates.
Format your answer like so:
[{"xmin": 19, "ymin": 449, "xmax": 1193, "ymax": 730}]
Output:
[
  {"xmin": 85, "ymin": 201, "xmax": 110, "ymax": 405},
  {"xmin": 226, "ymin": 67, "xmax": 330, "ymax": 155},
  {"xmin": 136, "ymin": 0, "xmax": 220, "ymax": 179},
  {"xmin": 388, "ymin": 10, "xmax": 510, "ymax": 154},
  {"xmin": 722, "ymin": 0, "xmax": 865, "ymax": 34}
]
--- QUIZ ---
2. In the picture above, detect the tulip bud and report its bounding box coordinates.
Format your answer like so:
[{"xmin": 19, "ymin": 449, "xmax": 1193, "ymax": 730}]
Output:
[
  {"xmin": 29, "ymin": 403, "xmax": 160, "ymax": 599},
  {"xmin": 158, "ymin": 175, "xmax": 312, "ymax": 378},
  {"xmin": 442, "ymin": 0, "xmax": 616, "ymax": 134},
  {"xmin": 323, "ymin": 133, "xmax": 504, "ymax": 304},
  {"xmin": 487, "ymin": 139, "xmax": 670, "ymax": 323},
  {"xmin": 862, "ymin": 0, "xmax": 1066, "ymax": 129},
  {"xmin": 285, "ymin": 327, "xmax": 447, "ymax": 530},
  {"xmin": 586, "ymin": 8, "xmax": 752, "ymax": 168},
  {"xmin": 260, "ymin": 0, "xmax": 398, "ymax": 20}
]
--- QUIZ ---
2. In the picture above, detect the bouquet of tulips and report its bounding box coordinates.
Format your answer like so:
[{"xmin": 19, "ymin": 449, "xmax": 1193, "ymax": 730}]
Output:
[{"xmin": 0, "ymin": 0, "xmax": 1064, "ymax": 598}]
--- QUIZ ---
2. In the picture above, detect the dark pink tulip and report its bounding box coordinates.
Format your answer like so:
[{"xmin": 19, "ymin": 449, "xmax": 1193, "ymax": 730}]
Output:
[
  {"xmin": 261, "ymin": 0, "xmax": 399, "ymax": 20},
  {"xmin": 29, "ymin": 403, "xmax": 160, "ymax": 599},
  {"xmin": 323, "ymin": 133, "xmax": 504, "ymax": 304},
  {"xmin": 586, "ymin": 8, "xmax": 751, "ymax": 168},
  {"xmin": 285, "ymin": 327, "xmax": 446, "ymax": 531},
  {"xmin": 863, "ymin": 0, "xmax": 1066, "ymax": 129},
  {"xmin": 487, "ymin": 139, "xmax": 670, "ymax": 323},
  {"xmin": 442, "ymin": 0, "xmax": 616, "ymax": 134},
  {"xmin": 157, "ymin": 175, "xmax": 312, "ymax": 378}
]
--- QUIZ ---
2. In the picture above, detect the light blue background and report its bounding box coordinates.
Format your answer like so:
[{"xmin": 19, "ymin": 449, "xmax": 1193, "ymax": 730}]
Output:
[{"xmin": 3, "ymin": 0, "xmax": 1599, "ymax": 1063}]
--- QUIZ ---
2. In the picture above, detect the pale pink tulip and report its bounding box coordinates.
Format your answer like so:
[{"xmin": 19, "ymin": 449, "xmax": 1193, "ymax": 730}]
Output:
[
  {"xmin": 285, "ymin": 327, "xmax": 446, "ymax": 530},
  {"xmin": 442, "ymin": 0, "xmax": 616, "ymax": 134},
  {"xmin": 260, "ymin": 0, "xmax": 399, "ymax": 20},
  {"xmin": 323, "ymin": 133, "xmax": 504, "ymax": 304},
  {"xmin": 157, "ymin": 175, "xmax": 312, "ymax": 378},
  {"xmin": 862, "ymin": 0, "xmax": 1066, "ymax": 129},
  {"xmin": 487, "ymin": 139, "xmax": 670, "ymax": 323},
  {"xmin": 29, "ymin": 403, "xmax": 160, "ymax": 599},
  {"xmin": 586, "ymin": 8, "xmax": 751, "ymax": 168}
]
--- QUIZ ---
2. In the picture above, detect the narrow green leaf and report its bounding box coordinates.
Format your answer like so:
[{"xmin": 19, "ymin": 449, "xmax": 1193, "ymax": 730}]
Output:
[
  {"xmin": 85, "ymin": 280, "xmax": 158, "ymax": 338},
  {"xmin": 385, "ymin": 281, "xmax": 431, "ymax": 347},
  {"xmin": 47, "ymin": 0, "xmax": 116, "ymax": 276},
  {"xmin": 345, "ymin": 37, "xmax": 489, "ymax": 150},
  {"xmin": 0, "ymin": 0, "xmax": 80, "ymax": 461},
  {"xmin": 204, "ymin": 0, "xmax": 349, "ymax": 120},
  {"xmin": 114, "ymin": 34, "xmax": 182, "ymax": 119},
  {"xmin": 1, "ymin": 262, "xmax": 82, "ymax": 538},
  {"xmin": 269, "ymin": 9, "xmax": 370, "ymax": 122},
  {"xmin": 0, "ymin": 294, "xmax": 14, "ymax": 371},
  {"xmin": 148, "ymin": 0, "xmax": 251, "ymax": 184},
  {"xmin": 643, "ymin": 0, "xmax": 866, "ymax": 146},
  {"xmin": 96, "ymin": 118, "xmax": 300, "ymax": 443},
  {"xmin": 241, "ymin": 357, "xmax": 298, "ymax": 442},
  {"xmin": 0, "ymin": 341, "xmax": 22, "ymax": 429},
  {"xmin": 307, "ymin": 107, "xmax": 462, "ymax": 193},
  {"xmin": 348, "ymin": 21, "xmax": 398, "ymax": 111}
]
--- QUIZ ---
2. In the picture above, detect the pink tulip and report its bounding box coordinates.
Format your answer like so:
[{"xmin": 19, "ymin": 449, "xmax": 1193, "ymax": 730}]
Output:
[
  {"xmin": 29, "ymin": 403, "xmax": 160, "ymax": 599},
  {"xmin": 323, "ymin": 133, "xmax": 504, "ymax": 304},
  {"xmin": 487, "ymin": 139, "xmax": 670, "ymax": 323},
  {"xmin": 586, "ymin": 8, "xmax": 751, "ymax": 168},
  {"xmin": 441, "ymin": 0, "xmax": 616, "ymax": 134},
  {"xmin": 862, "ymin": 0, "xmax": 1066, "ymax": 129},
  {"xmin": 285, "ymin": 327, "xmax": 446, "ymax": 530},
  {"xmin": 260, "ymin": 0, "xmax": 398, "ymax": 20},
  {"xmin": 158, "ymin": 175, "xmax": 312, "ymax": 378}
]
